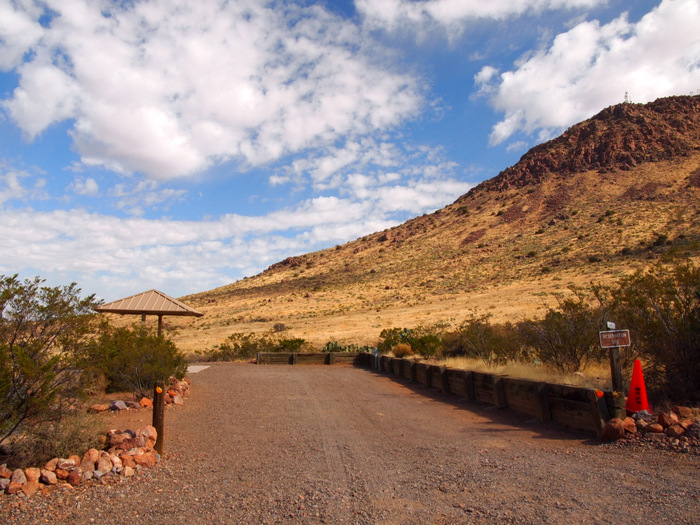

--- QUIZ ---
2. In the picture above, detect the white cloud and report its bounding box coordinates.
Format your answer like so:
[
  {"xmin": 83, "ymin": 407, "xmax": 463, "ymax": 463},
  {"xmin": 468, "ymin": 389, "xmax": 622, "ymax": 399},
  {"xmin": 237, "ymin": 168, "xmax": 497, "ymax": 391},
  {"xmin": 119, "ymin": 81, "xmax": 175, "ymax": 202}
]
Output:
[
  {"xmin": 109, "ymin": 180, "xmax": 187, "ymax": 216},
  {"xmin": 70, "ymin": 176, "xmax": 98, "ymax": 196},
  {"xmin": 0, "ymin": 148, "xmax": 471, "ymax": 298},
  {"xmin": 356, "ymin": 0, "xmax": 605, "ymax": 36},
  {"xmin": 1, "ymin": 0, "xmax": 422, "ymax": 180},
  {"xmin": 476, "ymin": 0, "xmax": 700, "ymax": 145}
]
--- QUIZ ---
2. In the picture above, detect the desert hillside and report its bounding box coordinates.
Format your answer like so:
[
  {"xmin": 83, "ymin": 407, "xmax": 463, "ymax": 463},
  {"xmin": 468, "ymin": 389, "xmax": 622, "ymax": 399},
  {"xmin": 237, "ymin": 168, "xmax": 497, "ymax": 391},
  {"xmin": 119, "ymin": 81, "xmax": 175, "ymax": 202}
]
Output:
[{"xmin": 163, "ymin": 95, "xmax": 700, "ymax": 353}]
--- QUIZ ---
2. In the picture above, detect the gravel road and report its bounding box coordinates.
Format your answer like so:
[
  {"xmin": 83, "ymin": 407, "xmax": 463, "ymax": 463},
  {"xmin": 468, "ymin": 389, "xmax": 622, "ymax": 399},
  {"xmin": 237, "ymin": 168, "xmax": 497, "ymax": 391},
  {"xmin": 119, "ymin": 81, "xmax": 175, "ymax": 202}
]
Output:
[{"xmin": 4, "ymin": 362, "xmax": 699, "ymax": 524}]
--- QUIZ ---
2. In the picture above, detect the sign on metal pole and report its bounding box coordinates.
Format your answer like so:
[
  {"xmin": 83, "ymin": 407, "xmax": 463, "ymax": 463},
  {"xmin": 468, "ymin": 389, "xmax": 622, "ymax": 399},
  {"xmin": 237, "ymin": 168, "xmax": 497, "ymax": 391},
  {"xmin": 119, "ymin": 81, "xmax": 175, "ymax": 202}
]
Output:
[
  {"xmin": 599, "ymin": 329, "xmax": 631, "ymax": 393},
  {"xmin": 599, "ymin": 329, "xmax": 631, "ymax": 348}
]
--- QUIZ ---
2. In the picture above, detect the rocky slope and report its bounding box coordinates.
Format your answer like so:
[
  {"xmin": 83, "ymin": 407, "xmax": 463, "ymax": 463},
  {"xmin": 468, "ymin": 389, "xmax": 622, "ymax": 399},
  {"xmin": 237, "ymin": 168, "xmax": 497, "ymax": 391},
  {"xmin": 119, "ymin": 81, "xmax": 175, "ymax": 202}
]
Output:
[{"xmin": 169, "ymin": 95, "xmax": 700, "ymax": 352}]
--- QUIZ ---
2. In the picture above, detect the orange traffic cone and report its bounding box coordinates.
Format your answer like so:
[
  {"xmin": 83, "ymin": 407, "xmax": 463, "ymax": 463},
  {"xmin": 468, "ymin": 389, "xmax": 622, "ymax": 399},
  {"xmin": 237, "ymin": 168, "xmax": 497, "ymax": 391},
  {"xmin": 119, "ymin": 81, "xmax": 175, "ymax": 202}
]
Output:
[{"xmin": 626, "ymin": 359, "xmax": 650, "ymax": 414}]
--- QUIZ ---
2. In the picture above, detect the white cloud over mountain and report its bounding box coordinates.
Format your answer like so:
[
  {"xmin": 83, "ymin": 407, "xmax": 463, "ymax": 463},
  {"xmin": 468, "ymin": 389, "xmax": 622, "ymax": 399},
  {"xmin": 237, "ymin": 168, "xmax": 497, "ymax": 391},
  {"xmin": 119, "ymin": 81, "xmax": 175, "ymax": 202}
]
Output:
[{"xmin": 476, "ymin": 0, "xmax": 700, "ymax": 144}]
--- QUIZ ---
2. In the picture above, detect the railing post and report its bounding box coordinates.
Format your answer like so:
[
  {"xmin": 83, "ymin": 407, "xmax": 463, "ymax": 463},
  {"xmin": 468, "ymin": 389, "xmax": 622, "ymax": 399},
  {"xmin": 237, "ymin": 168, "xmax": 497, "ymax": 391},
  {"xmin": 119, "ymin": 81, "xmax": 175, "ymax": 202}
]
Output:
[{"xmin": 153, "ymin": 381, "xmax": 165, "ymax": 455}]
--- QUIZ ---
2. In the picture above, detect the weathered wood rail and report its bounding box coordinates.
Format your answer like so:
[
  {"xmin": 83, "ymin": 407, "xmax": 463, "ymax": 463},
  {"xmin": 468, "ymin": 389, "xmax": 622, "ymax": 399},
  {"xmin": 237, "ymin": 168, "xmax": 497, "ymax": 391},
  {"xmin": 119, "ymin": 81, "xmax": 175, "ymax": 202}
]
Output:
[
  {"xmin": 256, "ymin": 352, "xmax": 367, "ymax": 366},
  {"xmin": 375, "ymin": 355, "xmax": 620, "ymax": 437}
]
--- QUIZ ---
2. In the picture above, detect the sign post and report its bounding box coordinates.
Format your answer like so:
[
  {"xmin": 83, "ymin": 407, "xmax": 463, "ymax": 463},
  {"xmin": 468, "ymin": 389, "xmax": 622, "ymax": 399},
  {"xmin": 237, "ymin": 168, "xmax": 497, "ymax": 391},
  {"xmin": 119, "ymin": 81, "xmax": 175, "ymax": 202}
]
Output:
[
  {"xmin": 153, "ymin": 382, "xmax": 165, "ymax": 455},
  {"xmin": 599, "ymin": 329, "xmax": 631, "ymax": 392}
]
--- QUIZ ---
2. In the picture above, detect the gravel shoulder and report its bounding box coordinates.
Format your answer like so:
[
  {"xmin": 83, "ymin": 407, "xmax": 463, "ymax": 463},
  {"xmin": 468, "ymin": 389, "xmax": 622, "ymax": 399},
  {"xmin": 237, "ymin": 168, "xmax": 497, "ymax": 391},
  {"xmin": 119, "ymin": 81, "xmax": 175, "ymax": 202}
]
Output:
[{"xmin": 4, "ymin": 362, "xmax": 699, "ymax": 524}]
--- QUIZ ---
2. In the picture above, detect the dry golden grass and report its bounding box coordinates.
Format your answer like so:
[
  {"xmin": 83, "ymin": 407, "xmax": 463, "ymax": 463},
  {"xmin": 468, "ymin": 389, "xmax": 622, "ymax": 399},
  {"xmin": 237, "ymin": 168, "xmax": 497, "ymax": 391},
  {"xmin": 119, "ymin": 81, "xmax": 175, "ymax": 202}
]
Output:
[{"xmin": 435, "ymin": 357, "xmax": 613, "ymax": 390}]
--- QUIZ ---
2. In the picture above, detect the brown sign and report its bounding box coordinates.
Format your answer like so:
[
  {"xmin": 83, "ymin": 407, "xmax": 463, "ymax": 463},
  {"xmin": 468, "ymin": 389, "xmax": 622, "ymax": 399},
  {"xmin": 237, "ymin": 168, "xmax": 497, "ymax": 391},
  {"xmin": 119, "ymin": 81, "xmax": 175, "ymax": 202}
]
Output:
[{"xmin": 599, "ymin": 329, "xmax": 631, "ymax": 348}]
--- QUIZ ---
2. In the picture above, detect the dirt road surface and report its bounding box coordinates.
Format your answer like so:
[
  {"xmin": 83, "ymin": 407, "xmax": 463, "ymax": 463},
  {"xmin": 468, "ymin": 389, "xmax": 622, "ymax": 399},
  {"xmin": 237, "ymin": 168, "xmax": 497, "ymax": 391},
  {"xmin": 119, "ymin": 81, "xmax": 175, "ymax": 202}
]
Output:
[{"xmin": 4, "ymin": 363, "xmax": 699, "ymax": 524}]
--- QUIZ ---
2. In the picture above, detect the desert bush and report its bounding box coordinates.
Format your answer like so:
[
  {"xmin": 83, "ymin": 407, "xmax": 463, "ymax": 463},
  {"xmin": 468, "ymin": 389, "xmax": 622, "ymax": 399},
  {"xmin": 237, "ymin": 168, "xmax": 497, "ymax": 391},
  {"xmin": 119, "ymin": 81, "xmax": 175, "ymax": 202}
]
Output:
[
  {"xmin": 519, "ymin": 288, "xmax": 609, "ymax": 373},
  {"xmin": 377, "ymin": 325, "xmax": 443, "ymax": 357},
  {"xmin": 0, "ymin": 275, "xmax": 101, "ymax": 446},
  {"xmin": 200, "ymin": 332, "xmax": 311, "ymax": 361},
  {"xmin": 85, "ymin": 323, "xmax": 187, "ymax": 398},
  {"xmin": 321, "ymin": 341, "xmax": 373, "ymax": 353},
  {"xmin": 443, "ymin": 311, "xmax": 521, "ymax": 366},
  {"xmin": 611, "ymin": 261, "xmax": 700, "ymax": 403},
  {"xmin": 392, "ymin": 343, "xmax": 413, "ymax": 358},
  {"xmin": 6, "ymin": 410, "xmax": 103, "ymax": 469}
]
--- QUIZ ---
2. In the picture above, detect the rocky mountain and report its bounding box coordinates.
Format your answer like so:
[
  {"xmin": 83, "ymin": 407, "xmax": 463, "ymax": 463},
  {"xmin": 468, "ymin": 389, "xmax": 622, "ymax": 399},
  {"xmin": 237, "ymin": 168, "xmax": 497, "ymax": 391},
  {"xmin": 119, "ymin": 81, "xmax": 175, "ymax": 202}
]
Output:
[{"xmin": 172, "ymin": 95, "xmax": 700, "ymax": 352}]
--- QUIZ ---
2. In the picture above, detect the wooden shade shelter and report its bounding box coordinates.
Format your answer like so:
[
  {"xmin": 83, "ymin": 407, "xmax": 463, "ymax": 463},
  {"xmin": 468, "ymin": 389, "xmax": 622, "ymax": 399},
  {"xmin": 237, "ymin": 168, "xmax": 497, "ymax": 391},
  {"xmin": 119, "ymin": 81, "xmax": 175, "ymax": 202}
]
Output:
[{"xmin": 96, "ymin": 289, "xmax": 203, "ymax": 336}]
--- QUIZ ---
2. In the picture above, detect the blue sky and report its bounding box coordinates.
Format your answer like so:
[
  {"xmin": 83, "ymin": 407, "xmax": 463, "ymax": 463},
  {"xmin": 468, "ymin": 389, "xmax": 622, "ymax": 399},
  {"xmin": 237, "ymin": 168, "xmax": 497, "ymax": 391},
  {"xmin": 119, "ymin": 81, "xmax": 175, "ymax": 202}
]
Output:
[{"xmin": 1, "ymin": 0, "xmax": 699, "ymax": 301}]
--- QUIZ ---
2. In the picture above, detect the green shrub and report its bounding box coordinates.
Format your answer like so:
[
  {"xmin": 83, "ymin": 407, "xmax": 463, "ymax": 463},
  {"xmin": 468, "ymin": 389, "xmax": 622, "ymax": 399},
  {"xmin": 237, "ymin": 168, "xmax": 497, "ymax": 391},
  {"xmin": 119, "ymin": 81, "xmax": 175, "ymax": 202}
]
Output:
[
  {"xmin": 200, "ymin": 332, "xmax": 311, "ymax": 361},
  {"xmin": 443, "ymin": 311, "xmax": 521, "ymax": 365},
  {"xmin": 378, "ymin": 325, "xmax": 443, "ymax": 357},
  {"xmin": 0, "ymin": 275, "xmax": 101, "ymax": 446},
  {"xmin": 86, "ymin": 324, "xmax": 187, "ymax": 398},
  {"xmin": 518, "ymin": 288, "xmax": 608, "ymax": 373}
]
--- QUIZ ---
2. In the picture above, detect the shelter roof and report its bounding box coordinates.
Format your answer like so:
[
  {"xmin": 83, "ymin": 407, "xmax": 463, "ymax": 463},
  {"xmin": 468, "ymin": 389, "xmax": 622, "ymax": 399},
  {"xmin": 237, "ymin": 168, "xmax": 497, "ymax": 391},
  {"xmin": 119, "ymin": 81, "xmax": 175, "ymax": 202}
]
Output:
[{"xmin": 96, "ymin": 289, "xmax": 203, "ymax": 317}]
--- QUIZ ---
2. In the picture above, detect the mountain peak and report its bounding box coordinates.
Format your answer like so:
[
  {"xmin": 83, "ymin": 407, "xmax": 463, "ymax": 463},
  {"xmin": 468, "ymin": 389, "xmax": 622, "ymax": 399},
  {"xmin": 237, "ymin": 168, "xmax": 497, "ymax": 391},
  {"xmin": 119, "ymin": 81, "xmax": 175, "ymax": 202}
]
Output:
[{"xmin": 476, "ymin": 95, "xmax": 700, "ymax": 194}]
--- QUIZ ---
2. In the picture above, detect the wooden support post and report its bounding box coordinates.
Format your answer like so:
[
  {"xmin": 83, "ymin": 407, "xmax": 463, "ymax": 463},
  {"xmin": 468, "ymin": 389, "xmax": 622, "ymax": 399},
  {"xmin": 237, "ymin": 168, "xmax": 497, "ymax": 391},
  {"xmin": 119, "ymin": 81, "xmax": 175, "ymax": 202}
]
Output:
[
  {"xmin": 493, "ymin": 376, "xmax": 507, "ymax": 408},
  {"xmin": 535, "ymin": 382, "xmax": 551, "ymax": 421},
  {"xmin": 153, "ymin": 381, "xmax": 165, "ymax": 455},
  {"xmin": 609, "ymin": 347, "xmax": 624, "ymax": 392},
  {"xmin": 157, "ymin": 315, "xmax": 163, "ymax": 337}
]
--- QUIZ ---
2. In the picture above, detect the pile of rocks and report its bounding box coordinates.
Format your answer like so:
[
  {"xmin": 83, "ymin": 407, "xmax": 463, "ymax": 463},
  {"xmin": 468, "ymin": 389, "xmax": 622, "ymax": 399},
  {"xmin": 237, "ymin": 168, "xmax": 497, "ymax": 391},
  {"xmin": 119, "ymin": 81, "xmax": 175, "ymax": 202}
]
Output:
[
  {"xmin": 602, "ymin": 406, "xmax": 700, "ymax": 454},
  {"xmin": 88, "ymin": 376, "xmax": 190, "ymax": 413},
  {"xmin": 0, "ymin": 425, "xmax": 159, "ymax": 496},
  {"xmin": 1, "ymin": 376, "xmax": 191, "ymax": 497}
]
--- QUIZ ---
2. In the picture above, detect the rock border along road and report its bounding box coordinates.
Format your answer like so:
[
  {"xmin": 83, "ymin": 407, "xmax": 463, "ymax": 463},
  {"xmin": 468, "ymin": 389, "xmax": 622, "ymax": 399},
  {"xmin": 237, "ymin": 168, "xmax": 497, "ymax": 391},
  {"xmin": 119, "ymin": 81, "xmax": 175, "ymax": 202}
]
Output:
[{"xmin": 5, "ymin": 362, "xmax": 699, "ymax": 524}]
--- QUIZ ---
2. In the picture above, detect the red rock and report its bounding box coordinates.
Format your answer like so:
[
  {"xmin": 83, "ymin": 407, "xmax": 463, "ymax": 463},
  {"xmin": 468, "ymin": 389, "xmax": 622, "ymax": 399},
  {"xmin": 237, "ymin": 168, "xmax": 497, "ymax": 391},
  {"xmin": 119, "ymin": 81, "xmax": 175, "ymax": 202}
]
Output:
[
  {"xmin": 182, "ymin": 376, "xmax": 191, "ymax": 385},
  {"xmin": 88, "ymin": 403, "xmax": 110, "ymax": 413},
  {"xmin": 67, "ymin": 469, "xmax": 82, "ymax": 487},
  {"xmin": 171, "ymin": 394, "xmax": 184, "ymax": 406},
  {"xmin": 82, "ymin": 448, "xmax": 100, "ymax": 465},
  {"xmin": 22, "ymin": 481, "xmax": 40, "ymax": 497},
  {"xmin": 24, "ymin": 467, "xmax": 41, "ymax": 483},
  {"xmin": 121, "ymin": 466, "xmax": 135, "ymax": 477},
  {"xmin": 40, "ymin": 469, "xmax": 57, "ymax": 485},
  {"xmin": 658, "ymin": 412, "xmax": 679, "ymax": 428},
  {"xmin": 56, "ymin": 458, "xmax": 76, "ymax": 470},
  {"xmin": 120, "ymin": 454, "xmax": 136, "ymax": 469},
  {"xmin": 110, "ymin": 454, "xmax": 123, "ymax": 472},
  {"xmin": 601, "ymin": 418, "xmax": 626, "ymax": 441},
  {"xmin": 679, "ymin": 419, "xmax": 694, "ymax": 429},
  {"xmin": 68, "ymin": 455, "xmax": 81, "ymax": 464},
  {"xmin": 11, "ymin": 469, "xmax": 27, "ymax": 484},
  {"xmin": 645, "ymin": 423, "xmax": 665, "ymax": 434},
  {"xmin": 55, "ymin": 468, "xmax": 69, "ymax": 480},
  {"xmin": 163, "ymin": 394, "xmax": 173, "ymax": 404},
  {"xmin": 665, "ymin": 424, "xmax": 686, "ymax": 438},
  {"xmin": 95, "ymin": 455, "xmax": 113, "ymax": 477},
  {"xmin": 106, "ymin": 430, "xmax": 134, "ymax": 449},
  {"xmin": 139, "ymin": 397, "xmax": 153, "ymax": 408},
  {"xmin": 622, "ymin": 417, "xmax": 637, "ymax": 433},
  {"xmin": 6, "ymin": 481, "xmax": 23, "ymax": 494},
  {"xmin": 673, "ymin": 406, "xmax": 695, "ymax": 419},
  {"xmin": 44, "ymin": 458, "xmax": 58, "ymax": 471},
  {"xmin": 0, "ymin": 478, "xmax": 9, "ymax": 492},
  {"xmin": 133, "ymin": 452, "xmax": 157, "ymax": 468},
  {"xmin": 0, "ymin": 464, "xmax": 12, "ymax": 478}
]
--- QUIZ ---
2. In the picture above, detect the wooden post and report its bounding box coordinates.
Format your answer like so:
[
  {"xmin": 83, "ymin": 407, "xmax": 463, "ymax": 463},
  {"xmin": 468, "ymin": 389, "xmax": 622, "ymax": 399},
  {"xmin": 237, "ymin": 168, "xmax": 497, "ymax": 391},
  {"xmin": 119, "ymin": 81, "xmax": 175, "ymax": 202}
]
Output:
[
  {"xmin": 609, "ymin": 347, "xmax": 624, "ymax": 392},
  {"xmin": 153, "ymin": 381, "xmax": 165, "ymax": 455},
  {"xmin": 157, "ymin": 315, "xmax": 163, "ymax": 337}
]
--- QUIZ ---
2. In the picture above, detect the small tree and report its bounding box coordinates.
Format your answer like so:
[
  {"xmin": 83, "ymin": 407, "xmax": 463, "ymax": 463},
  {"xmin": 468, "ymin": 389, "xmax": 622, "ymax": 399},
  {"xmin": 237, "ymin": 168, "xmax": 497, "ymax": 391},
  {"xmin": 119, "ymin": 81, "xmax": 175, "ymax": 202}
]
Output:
[
  {"xmin": 445, "ymin": 311, "xmax": 520, "ymax": 366},
  {"xmin": 519, "ymin": 288, "xmax": 608, "ymax": 373},
  {"xmin": 86, "ymin": 323, "xmax": 187, "ymax": 398},
  {"xmin": 0, "ymin": 275, "xmax": 101, "ymax": 445}
]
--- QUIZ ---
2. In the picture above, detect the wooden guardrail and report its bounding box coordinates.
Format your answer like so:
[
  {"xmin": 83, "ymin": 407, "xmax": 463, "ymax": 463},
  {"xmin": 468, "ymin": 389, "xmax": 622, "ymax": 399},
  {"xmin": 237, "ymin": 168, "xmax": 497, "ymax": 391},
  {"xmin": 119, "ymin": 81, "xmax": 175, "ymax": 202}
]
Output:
[
  {"xmin": 256, "ymin": 352, "xmax": 369, "ymax": 366},
  {"xmin": 376, "ymin": 355, "xmax": 618, "ymax": 437}
]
